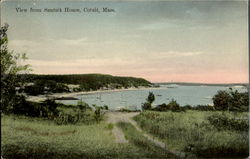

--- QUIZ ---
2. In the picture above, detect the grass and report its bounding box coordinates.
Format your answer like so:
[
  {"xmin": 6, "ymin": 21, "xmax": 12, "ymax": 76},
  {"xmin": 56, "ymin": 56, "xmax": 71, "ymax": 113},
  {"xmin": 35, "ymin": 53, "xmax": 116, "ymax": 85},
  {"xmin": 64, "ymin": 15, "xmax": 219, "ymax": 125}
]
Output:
[
  {"xmin": 133, "ymin": 110, "xmax": 249, "ymax": 158},
  {"xmin": 2, "ymin": 110, "xmax": 248, "ymax": 158},
  {"xmin": 1, "ymin": 114, "xmax": 166, "ymax": 159}
]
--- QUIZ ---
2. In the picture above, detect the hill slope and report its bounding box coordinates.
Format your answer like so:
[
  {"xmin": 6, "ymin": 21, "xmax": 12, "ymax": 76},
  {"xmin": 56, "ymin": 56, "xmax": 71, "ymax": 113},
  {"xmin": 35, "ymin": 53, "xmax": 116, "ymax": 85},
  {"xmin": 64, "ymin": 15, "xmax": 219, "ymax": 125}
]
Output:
[{"xmin": 20, "ymin": 74, "xmax": 152, "ymax": 93}]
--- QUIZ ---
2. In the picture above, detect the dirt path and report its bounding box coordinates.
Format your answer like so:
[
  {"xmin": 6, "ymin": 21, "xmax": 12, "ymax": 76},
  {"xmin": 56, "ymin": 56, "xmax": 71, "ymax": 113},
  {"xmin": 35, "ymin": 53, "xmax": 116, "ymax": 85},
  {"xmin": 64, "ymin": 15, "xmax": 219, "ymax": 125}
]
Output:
[
  {"xmin": 106, "ymin": 112, "xmax": 139, "ymax": 143},
  {"xmin": 106, "ymin": 112, "xmax": 186, "ymax": 158}
]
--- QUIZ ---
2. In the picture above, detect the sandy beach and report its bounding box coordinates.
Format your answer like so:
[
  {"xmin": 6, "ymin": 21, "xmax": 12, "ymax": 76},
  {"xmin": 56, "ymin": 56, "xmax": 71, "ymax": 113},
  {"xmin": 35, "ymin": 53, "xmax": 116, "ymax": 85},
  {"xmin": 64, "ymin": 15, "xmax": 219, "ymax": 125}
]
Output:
[{"xmin": 26, "ymin": 86, "xmax": 161, "ymax": 102}]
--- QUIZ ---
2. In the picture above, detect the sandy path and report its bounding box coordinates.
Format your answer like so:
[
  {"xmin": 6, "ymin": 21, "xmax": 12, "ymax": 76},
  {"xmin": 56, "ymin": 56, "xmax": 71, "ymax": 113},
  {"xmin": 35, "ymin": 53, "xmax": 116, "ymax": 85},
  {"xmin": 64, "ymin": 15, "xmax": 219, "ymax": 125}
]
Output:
[
  {"xmin": 106, "ymin": 112, "xmax": 139, "ymax": 143},
  {"xmin": 106, "ymin": 112, "xmax": 186, "ymax": 158}
]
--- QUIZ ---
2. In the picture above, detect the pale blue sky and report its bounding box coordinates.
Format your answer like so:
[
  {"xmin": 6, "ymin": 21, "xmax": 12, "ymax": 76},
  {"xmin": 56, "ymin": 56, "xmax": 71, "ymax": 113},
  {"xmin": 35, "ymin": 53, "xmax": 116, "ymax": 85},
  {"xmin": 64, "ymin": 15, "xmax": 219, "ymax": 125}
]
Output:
[{"xmin": 1, "ymin": 0, "xmax": 248, "ymax": 83}]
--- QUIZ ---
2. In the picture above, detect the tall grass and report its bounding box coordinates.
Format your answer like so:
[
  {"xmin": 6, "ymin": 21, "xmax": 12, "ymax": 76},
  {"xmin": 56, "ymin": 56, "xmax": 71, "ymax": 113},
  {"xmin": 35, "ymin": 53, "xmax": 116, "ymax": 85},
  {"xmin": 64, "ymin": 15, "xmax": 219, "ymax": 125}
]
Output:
[
  {"xmin": 1, "ymin": 115, "xmax": 160, "ymax": 159},
  {"xmin": 134, "ymin": 111, "xmax": 249, "ymax": 158}
]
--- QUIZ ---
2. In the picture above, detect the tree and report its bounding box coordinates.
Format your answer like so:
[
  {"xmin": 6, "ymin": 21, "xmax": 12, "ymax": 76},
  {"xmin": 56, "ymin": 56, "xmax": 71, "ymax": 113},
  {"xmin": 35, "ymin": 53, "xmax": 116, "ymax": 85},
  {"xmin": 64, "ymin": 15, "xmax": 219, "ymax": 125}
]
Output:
[
  {"xmin": 228, "ymin": 89, "xmax": 249, "ymax": 111},
  {"xmin": 147, "ymin": 92, "xmax": 155, "ymax": 104},
  {"xmin": 142, "ymin": 92, "xmax": 155, "ymax": 111},
  {"xmin": 212, "ymin": 89, "xmax": 249, "ymax": 111},
  {"xmin": 1, "ymin": 24, "xmax": 30, "ymax": 113},
  {"xmin": 212, "ymin": 90, "xmax": 231, "ymax": 111}
]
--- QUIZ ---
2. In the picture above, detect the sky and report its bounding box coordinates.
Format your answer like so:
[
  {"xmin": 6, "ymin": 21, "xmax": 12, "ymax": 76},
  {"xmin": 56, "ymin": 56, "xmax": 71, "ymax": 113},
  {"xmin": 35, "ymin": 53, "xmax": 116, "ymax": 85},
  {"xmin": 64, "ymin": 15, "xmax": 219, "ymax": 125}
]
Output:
[{"xmin": 1, "ymin": 0, "xmax": 248, "ymax": 83}]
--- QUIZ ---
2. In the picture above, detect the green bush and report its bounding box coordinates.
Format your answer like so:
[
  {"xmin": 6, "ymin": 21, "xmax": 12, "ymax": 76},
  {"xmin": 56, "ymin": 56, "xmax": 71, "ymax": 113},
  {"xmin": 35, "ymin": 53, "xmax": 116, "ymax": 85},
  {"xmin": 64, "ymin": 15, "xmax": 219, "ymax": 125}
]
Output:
[
  {"xmin": 207, "ymin": 113, "xmax": 249, "ymax": 132},
  {"xmin": 54, "ymin": 112, "xmax": 79, "ymax": 125},
  {"xmin": 181, "ymin": 104, "xmax": 193, "ymax": 110},
  {"xmin": 213, "ymin": 90, "xmax": 231, "ymax": 110},
  {"xmin": 167, "ymin": 99, "xmax": 181, "ymax": 111},
  {"xmin": 103, "ymin": 105, "xmax": 109, "ymax": 110},
  {"xmin": 55, "ymin": 102, "xmax": 107, "ymax": 125},
  {"xmin": 92, "ymin": 105, "xmax": 106, "ymax": 122},
  {"xmin": 55, "ymin": 110, "xmax": 96, "ymax": 125},
  {"xmin": 194, "ymin": 105, "xmax": 215, "ymax": 111},
  {"xmin": 11, "ymin": 97, "xmax": 59, "ymax": 119},
  {"xmin": 77, "ymin": 100, "xmax": 92, "ymax": 111},
  {"xmin": 12, "ymin": 95, "xmax": 41, "ymax": 117},
  {"xmin": 141, "ymin": 102, "xmax": 151, "ymax": 111},
  {"xmin": 212, "ymin": 89, "xmax": 249, "ymax": 111},
  {"xmin": 153, "ymin": 99, "xmax": 181, "ymax": 112}
]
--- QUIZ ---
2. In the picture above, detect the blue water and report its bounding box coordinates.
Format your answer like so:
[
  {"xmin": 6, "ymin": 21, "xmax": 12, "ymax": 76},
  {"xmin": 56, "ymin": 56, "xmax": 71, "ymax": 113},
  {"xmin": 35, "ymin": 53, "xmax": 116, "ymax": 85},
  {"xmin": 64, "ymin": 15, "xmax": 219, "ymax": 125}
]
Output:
[{"xmin": 56, "ymin": 85, "xmax": 248, "ymax": 110}]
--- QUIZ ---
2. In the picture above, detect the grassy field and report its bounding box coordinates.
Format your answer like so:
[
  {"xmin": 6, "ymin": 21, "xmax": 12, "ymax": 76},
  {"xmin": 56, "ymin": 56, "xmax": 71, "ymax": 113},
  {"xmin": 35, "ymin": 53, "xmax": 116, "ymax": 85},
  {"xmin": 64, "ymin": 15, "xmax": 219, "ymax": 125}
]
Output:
[
  {"xmin": 1, "ymin": 114, "xmax": 177, "ymax": 159},
  {"xmin": 2, "ymin": 115, "xmax": 118, "ymax": 159},
  {"xmin": 2, "ymin": 110, "xmax": 249, "ymax": 158},
  {"xmin": 134, "ymin": 110, "xmax": 249, "ymax": 158}
]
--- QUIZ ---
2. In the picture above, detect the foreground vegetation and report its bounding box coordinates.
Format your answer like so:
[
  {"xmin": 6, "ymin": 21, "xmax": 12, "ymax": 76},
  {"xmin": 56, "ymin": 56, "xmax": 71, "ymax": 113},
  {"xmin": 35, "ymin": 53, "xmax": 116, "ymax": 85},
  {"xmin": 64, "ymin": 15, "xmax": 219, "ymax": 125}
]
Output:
[
  {"xmin": 134, "ymin": 111, "xmax": 249, "ymax": 158},
  {"xmin": 2, "ymin": 115, "xmax": 179, "ymax": 159},
  {"xmin": 2, "ymin": 115, "xmax": 118, "ymax": 159}
]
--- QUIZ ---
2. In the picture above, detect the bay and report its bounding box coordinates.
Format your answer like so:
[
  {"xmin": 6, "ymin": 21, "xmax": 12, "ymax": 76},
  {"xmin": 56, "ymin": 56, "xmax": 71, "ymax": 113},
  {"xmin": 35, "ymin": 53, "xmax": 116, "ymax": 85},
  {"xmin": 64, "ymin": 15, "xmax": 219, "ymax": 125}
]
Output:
[{"xmin": 56, "ymin": 85, "xmax": 248, "ymax": 110}]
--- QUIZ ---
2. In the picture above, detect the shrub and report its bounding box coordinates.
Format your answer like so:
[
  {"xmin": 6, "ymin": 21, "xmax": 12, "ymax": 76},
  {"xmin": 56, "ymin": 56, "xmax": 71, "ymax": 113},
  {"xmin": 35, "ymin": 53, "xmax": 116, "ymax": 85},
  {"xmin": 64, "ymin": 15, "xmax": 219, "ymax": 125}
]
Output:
[
  {"xmin": 42, "ymin": 99, "xmax": 60, "ymax": 119},
  {"xmin": 207, "ymin": 114, "xmax": 249, "ymax": 132},
  {"xmin": 55, "ymin": 112, "xmax": 79, "ymax": 125},
  {"xmin": 55, "ymin": 109, "xmax": 96, "ymax": 125},
  {"xmin": 212, "ymin": 89, "xmax": 249, "ymax": 111},
  {"xmin": 167, "ymin": 99, "xmax": 181, "ymax": 111},
  {"xmin": 103, "ymin": 105, "xmax": 109, "ymax": 110},
  {"xmin": 182, "ymin": 104, "xmax": 193, "ymax": 110},
  {"xmin": 152, "ymin": 103, "xmax": 168, "ymax": 111},
  {"xmin": 92, "ymin": 104, "xmax": 106, "ymax": 122},
  {"xmin": 153, "ymin": 99, "xmax": 181, "ymax": 112},
  {"xmin": 141, "ymin": 102, "xmax": 151, "ymax": 111},
  {"xmin": 12, "ymin": 95, "xmax": 41, "ymax": 117},
  {"xmin": 55, "ymin": 102, "xmax": 106, "ymax": 125},
  {"xmin": 213, "ymin": 90, "xmax": 231, "ymax": 110},
  {"xmin": 77, "ymin": 100, "xmax": 91, "ymax": 111},
  {"xmin": 94, "ymin": 107, "xmax": 101, "ymax": 122},
  {"xmin": 194, "ymin": 105, "xmax": 215, "ymax": 111}
]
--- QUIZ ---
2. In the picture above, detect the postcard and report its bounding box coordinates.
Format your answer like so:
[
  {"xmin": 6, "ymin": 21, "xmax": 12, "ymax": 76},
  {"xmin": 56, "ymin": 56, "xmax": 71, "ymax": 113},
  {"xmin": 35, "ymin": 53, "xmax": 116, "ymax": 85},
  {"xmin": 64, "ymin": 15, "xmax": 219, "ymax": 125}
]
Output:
[{"xmin": 1, "ymin": 0, "xmax": 249, "ymax": 158}]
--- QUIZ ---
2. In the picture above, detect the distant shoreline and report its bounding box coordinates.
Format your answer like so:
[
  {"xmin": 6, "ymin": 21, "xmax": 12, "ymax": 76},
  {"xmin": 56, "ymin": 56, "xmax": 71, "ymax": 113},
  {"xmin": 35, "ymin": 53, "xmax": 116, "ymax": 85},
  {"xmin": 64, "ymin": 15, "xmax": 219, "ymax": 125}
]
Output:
[
  {"xmin": 26, "ymin": 83, "xmax": 248, "ymax": 103},
  {"xmin": 26, "ymin": 86, "xmax": 160, "ymax": 102},
  {"xmin": 157, "ymin": 82, "xmax": 249, "ymax": 87}
]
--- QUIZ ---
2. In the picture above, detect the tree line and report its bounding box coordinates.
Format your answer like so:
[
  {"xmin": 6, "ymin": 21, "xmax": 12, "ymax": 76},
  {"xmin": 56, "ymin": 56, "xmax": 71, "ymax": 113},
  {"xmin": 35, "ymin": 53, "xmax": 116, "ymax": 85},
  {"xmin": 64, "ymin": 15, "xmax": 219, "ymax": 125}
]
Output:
[{"xmin": 17, "ymin": 74, "xmax": 152, "ymax": 95}]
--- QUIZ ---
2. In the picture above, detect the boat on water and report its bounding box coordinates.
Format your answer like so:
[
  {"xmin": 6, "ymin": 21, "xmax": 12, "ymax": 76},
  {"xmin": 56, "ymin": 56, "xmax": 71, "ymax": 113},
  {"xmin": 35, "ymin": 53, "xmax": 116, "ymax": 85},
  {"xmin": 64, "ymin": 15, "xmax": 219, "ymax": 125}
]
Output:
[
  {"xmin": 166, "ymin": 84, "xmax": 179, "ymax": 88},
  {"xmin": 204, "ymin": 96, "xmax": 212, "ymax": 99}
]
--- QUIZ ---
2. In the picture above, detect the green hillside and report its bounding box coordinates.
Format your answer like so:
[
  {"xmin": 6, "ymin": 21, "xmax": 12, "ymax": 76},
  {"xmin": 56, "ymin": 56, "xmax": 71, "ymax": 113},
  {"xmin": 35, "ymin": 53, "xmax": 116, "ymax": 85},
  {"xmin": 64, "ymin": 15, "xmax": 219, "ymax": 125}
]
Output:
[{"xmin": 19, "ymin": 74, "xmax": 152, "ymax": 95}]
